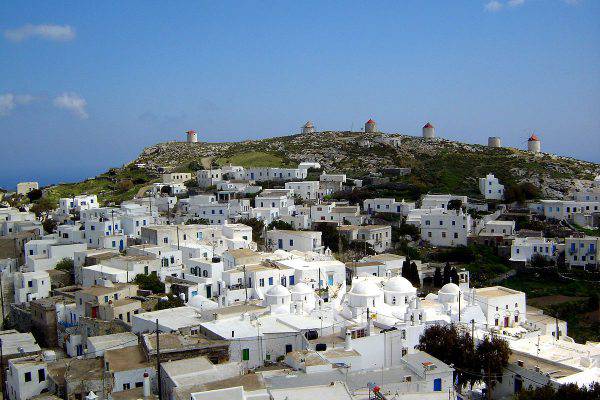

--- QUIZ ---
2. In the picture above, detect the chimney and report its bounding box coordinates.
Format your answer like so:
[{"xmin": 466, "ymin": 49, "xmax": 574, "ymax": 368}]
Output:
[
  {"xmin": 344, "ymin": 330, "xmax": 352, "ymax": 351},
  {"xmin": 143, "ymin": 372, "xmax": 150, "ymax": 398}
]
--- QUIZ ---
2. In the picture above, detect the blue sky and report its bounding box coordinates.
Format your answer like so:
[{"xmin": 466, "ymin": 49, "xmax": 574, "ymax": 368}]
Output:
[{"xmin": 1, "ymin": 0, "xmax": 599, "ymax": 188}]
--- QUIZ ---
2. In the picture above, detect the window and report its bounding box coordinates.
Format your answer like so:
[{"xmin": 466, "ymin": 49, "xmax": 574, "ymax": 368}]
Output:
[
  {"xmin": 104, "ymin": 296, "xmax": 109, "ymax": 303},
  {"xmin": 454, "ymin": 233, "xmax": 458, "ymax": 239},
  {"xmin": 289, "ymin": 239, "xmax": 294, "ymax": 246},
  {"xmin": 123, "ymin": 383, "xmax": 131, "ymax": 390},
  {"xmin": 25, "ymin": 372, "xmax": 31, "ymax": 382},
  {"xmin": 259, "ymin": 278, "xmax": 265, "ymax": 287},
  {"xmin": 268, "ymin": 277, "xmax": 273, "ymax": 285},
  {"xmin": 38, "ymin": 368, "xmax": 45, "ymax": 382}
]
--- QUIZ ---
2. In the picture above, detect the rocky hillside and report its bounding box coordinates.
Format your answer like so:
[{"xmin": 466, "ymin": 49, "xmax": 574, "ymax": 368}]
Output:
[{"xmin": 134, "ymin": 131, "xmax": 599, "ymax": 199}]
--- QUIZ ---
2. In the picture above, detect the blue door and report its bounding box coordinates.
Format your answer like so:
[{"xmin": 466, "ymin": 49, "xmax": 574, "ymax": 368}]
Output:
[
  {"xmin": 119, "ymin": 239, "xmax": 124, "ymax": 251},
  {"xmin": 278, "ymin": 239, "xmax": 283, "ymax": 249},
  {"xmin": 328, "ymin": 276, "xmax": 334, "ymax": 285},
  {"xmin": 433, "ymin": 378, "xmax": 442, "ymax": 392}
]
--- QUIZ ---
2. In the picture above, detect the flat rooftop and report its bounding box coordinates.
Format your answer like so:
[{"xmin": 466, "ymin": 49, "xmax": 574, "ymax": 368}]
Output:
[
  {"xmin": 104, "ymin": 345, "xmax": 151, "ymax": 372},
  {"xmin": 475, "ymin": 286, "xmax": 521, "ymax": 298}
]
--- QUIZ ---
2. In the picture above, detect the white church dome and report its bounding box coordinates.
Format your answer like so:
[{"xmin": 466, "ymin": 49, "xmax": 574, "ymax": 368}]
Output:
[
  {"xmin": 439, "ymin": 283, "xmax": 460, "ymax": 295},
  {"xmin": 384, "ymin": 276, "xmax": 415, "ymax": 293},
  {"xmin": 290, "ymin": 282, "xmax": 313, "ymax": 294},
  {"xmin": 266, "ymin": 284, "xmax": 291, "ymax": 297},
  {"xmin": 350, "ymin": 280, "xmax": 381, "ymax": 297}
]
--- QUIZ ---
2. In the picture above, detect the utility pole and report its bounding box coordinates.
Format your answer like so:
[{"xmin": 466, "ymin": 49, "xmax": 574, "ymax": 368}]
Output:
[
  {"xmin": 555, "ymin": 313, "xmax": 560, "ymax": 341},
  {"xmin": 471, "ymin": 319, "xmax": 475, "ymax": 352},
  {"xmin": 243, "ymin": 265, "xmax": 248, "ymax": 304},
  {"xmin": 0, "ymin": 271, "xmax": 4, "ymax": 325},
  {"xmin": 0, "ymin": 338, "xmax": 5, "ymax": 400},
  {"xmin": 156, "ymin": 319, "xmax": 163, "ymax": 400},
  {"xmin": 458, "ymin": 291, "xmax": 461, "ymax": 323},
  {"xmin": 111, "ymin": 210, "xmax": 115, "ymax": 234}
]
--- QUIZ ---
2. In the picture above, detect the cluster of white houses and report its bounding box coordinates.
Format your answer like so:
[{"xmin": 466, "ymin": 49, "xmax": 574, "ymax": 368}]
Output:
[{"xmin": 0, "ymin": 153, "xmax": 599, "ymax": 398}]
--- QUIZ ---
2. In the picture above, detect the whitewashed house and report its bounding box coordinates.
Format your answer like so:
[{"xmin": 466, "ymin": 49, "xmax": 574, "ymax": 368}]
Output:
[
  {"xmin": 197, "ymin": 169, "xmax": 223, "ymax": 188},
  {"xmin": 266, "ymin": 230, "xmax": 324, "ymax": 253},
  {"xmin": 474, "ymin": 286, "xmax": 527, "ymax": 328},
  {"xmin": 337, "ymin": 225, "xmax": 392, "ymax": 253},
  {"xmin": 421, "ymin": 210, "xmax": 472, "ymax": 247},
  {"xmin": 162, "ymin": 172, "xmax": 192, "ymax": 184},
  {"xmin": 6, "ymin": 356, "xmax": 48, "ymax": 400},
  {"xmin": 58, "ymin": 194, "xmax": 99, "ymax": 215},
  {"xmin": 284, "ymin": 181, "xmax": 320, "ymax": 200},
  {"xmin": 509, "ymin": 237, "xmax": 560, "ymax": 263},
  {"xmin": 565, "ymin": 236, "xmax": 599, "ymax": 269},
  {"xmin": 13, "ymin": 271, "xmax": 50, "ymax": 303},
  {"xmin": 421, "ymin": 194, "xmax": 468, "ymax": 210},
  {"xmin": 479, "ymin": 173, "xmax": 505, "ymax": 200},
  {"xmin": 363, "ymin": 198, "xmax": 415, "ymax": 216}
]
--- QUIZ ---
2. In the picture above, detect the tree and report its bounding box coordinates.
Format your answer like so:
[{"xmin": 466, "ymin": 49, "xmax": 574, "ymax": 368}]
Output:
[
  {"xmin": 447, "ymin": 199, "xmax": 463, "ymax": 211},
  {"xmin": 530, "ymin": 253, "xmax": 549, "ymax": 269},
  {"xmin": 347, "ymin": 240, "xmax": 375, "ymax": 256},
  {"xmin": 184, "ymin": 179, "xmax": 198, "ymax": 188},
  {"xmin": 450, "ymin": 267, "xmax": 460, "ymax": 284},
  {"xmin": 408, "ymin": 261, "xmax": 421, "ymax": 288},
  {"xmin": 43, "ymin": 218, "xmax": 58, "ymax": 234},
  {"xmin": 26, "ymin": 189, "xmax": 43, "ymax": 202},
  {"xmin": 268, "ymin": 220, "xmax": 294, "ymax": 231},
  {"xmin": 587, "ymin": 293, "xmax": 599, "ymax": 312},
  {"xmin": 401, "ymin": 258, "xmax": 410, "ymax": 280},
  {"xmin": 238, "ymin": 218, "xmax": 265, "ymax": 243},
  {"xmin": 117, "ymin": 179, "xmax": 134, "ymax": 192},
  {"xmin": 505, "ymin": 182, "xmax": 541, "ymax": 204},
  {"xmin": 185, "ymin": 218, "xmax": 209, "ymax": 225},
  {"xmin": 30, "ymin": 197, "xmax": 56, "ymax": 218},
  {"xmin": 443, "ymin": 262, "xmax": 451, "ymax": 284},
  {"xmin": 433, "ymin": 267, "xmax": 443, "ymax": 287},
  {"xmin": 134, "ymin": 273, "xmax": 165, "ymax": 293},
  {"xmin": 188, "ymin": 161, "xmax": 203, "ymax": 171},
  {"xmin": 55, "ymin": 258, "xmax": 74, "ymax": 273},
  {"xmin": 477, "ymin": 335, "xmax": 511, "ymax": 398},
  {"xmin": 515, "ymin": 381, "xmax": 600, "ymax": 400},
  {"xmin": 313, "ymin": 222, "xmax": 341, "ymax": 253},
  {"xmin": 417, "ymin": 324, "xmax": 479, "ymax": 390},
  {"xmin": 155, "ymin": 294, "xmax": 185, "ymax": 310}
]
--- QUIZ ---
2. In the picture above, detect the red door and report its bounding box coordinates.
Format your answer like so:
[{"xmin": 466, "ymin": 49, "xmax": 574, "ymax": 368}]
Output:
[{"xmin": 91, "ymin": 306, "xmax": 98, "ymax": 318}]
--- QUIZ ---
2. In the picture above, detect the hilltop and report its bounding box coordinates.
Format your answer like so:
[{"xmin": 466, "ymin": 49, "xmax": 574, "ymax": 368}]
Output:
[{"xmin": 45, "ymin": 131, "xmax": 599, "ymax": 205}]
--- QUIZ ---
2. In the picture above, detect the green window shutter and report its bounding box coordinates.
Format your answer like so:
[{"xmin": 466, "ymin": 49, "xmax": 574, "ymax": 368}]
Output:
[{"xmin": 242, "ymin": 348, "xmax": 250, "ymax": 361}]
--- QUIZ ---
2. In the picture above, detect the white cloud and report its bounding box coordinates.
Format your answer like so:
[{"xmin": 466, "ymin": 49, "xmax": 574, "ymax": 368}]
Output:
[
  {"xmin": 53, "ymin": 92, "xmax": 88, "ymax": 119},
  {"xmin": 4, "ymin": 24, "xmax": 75, "ymax": 42},
  {"xmin": 507, "ymin": 0, "xmax": 525, "ymax": 6},
  {"xmin": 0, "ymin": 94, "xmax": 16, "ymax": 116},
  {"xmin": 0, "ymin": 93, "xmax": 38, "ymax": 116},
  {"xmin": 485, "ymin": 1, "xmax": 504, "ymax": 12}
]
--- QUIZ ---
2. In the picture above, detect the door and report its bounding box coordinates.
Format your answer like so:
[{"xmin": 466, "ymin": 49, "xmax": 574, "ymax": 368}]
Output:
[
  {"xmin": 504, "ymin": 316, "xmax": 509, "ymax": 327},
  {"xmin": 119, "ymin": 239, "xmax": 124, "ymax": 251},
  {"xmin": 285, "ymin": 344, "xmax": 293, "ymax": 353},
  {"xmin": 278, "ymin": 239, "xmax": 283, "ymax": 249},
  {"xmin": 91, "ymin": 306, "xmax": 98, "ymax": 318},
  {"xmin": 206, "ymin": 285, "xmax": 212, "ymax": 298},
  {"xmin": 514, "ymin": 376, "xmax": 523, "ymax": 393},
  {"xmin": 328, "ymin": 275, "xmax": 334, "ymax": 286},
  {"xmin": 433, "ymin": 378, "xmax": 442, "ymax": 392}
]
